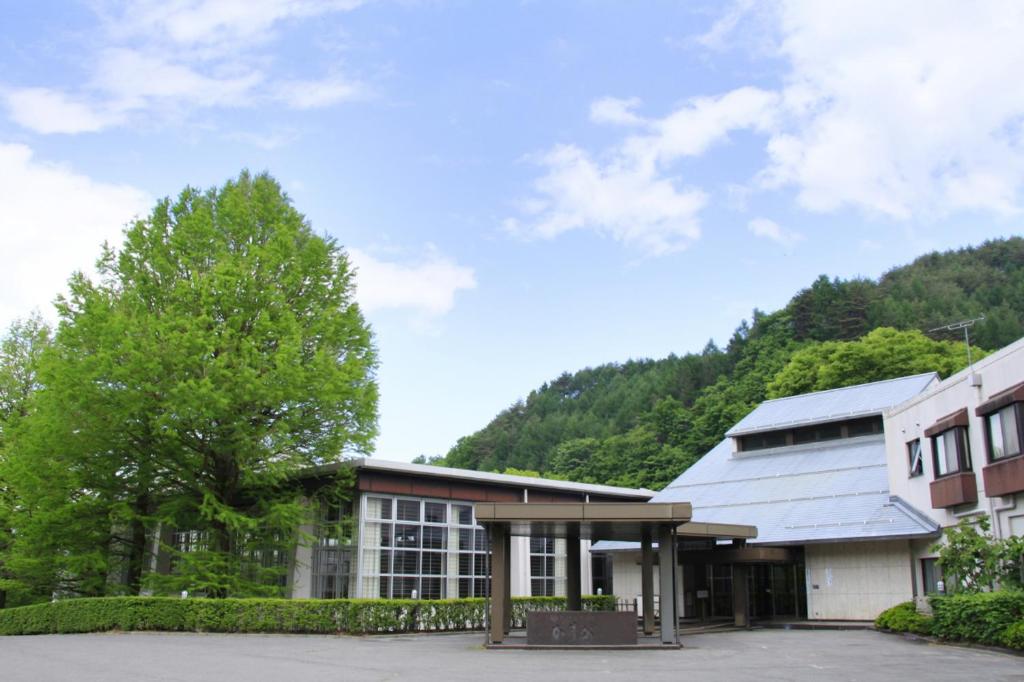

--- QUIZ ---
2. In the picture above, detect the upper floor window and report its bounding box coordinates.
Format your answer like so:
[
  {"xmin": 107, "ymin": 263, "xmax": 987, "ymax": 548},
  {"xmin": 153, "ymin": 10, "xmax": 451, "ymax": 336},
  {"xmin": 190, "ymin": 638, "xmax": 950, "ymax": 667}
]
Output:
[
  {"xmin": 985, "ymin": 404, "xmax": 1022, "ymax": 462},
  {"xmin": 932, "ymin": 426, "xmax": 971, "ymax": 477},
  {"xmin": 907, "ymin": 439, "xmax": 923, "ymax": 477}
]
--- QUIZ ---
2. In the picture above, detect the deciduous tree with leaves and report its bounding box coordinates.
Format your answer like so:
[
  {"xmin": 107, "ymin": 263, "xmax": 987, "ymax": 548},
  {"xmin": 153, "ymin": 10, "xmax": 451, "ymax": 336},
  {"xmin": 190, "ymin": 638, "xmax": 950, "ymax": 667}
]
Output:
[{"xmin": 4, "ymin": 171, "xmax": 378, "ymax": 600}]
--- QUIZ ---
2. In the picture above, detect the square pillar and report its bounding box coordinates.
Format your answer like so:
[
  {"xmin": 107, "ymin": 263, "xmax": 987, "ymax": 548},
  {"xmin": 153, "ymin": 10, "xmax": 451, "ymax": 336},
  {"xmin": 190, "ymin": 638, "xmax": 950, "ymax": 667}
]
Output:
[
  {"xmin": 641, "ymin": 529, "xmax": 655, "ymax": 635},
  {"xmin": 490, "ymin": 523, "xmax": 509, "ymax": 643},
  {"xmin": 732, "ymin": 564, "xmax": 750, "ymax": 628},
  {"xmin": 658, "ymin": 525, "xmax": 677, "ymax": 645},
  {"xmin": 566, "ymin": 523, "xmax": 581, "ymax": 610},
  {"xmin": 503, "ymin": 530, "xmax": 512, "ymax": 634}
]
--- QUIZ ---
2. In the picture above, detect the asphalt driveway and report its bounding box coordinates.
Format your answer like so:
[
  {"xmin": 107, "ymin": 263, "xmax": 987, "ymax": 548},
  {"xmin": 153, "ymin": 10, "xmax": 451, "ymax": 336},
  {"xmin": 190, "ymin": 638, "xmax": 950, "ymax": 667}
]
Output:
[{"xmin": 0, "ymin": 628, "xmax": 1020, "ymax": 681}]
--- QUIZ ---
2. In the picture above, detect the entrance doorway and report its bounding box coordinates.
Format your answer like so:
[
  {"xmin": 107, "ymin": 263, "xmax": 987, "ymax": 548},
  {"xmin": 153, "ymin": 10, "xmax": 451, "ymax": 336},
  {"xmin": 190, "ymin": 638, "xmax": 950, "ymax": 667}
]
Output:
[{"xmin": 704, "ymin": 561, "xmax": 807, "ymax": 620}]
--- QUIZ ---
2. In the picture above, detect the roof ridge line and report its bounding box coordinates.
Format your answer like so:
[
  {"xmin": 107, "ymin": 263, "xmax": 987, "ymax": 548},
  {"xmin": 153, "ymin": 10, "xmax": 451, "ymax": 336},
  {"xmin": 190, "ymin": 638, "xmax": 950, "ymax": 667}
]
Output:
[{"xmin": 756, "ymin": 371, "xmax": 939, "ymax": 405}]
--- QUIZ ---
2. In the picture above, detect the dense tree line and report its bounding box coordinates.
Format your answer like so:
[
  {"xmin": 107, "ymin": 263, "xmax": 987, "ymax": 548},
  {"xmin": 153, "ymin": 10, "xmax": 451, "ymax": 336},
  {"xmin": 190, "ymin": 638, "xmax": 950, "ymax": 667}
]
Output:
[
  {"xmin": 0, "ymin": 172, "xmax": 377, "ymax": 606},
  {"xmin": 441, "ymin": 238, "xmax": 1021, "ymax": 489}
]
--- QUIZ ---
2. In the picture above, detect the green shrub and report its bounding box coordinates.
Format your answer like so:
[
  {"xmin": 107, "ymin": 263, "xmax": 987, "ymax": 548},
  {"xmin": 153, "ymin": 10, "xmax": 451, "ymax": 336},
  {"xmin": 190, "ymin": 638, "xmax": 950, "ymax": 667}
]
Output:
[
  {"xmin": 1001, "ymin": 621, "xmax": 1024, "ymax": 649},
  {"xmin": 929, "ymin": 591, "xmax": 1024, "ymax": 649},
  {"xmin": 874, "ymin": 601, "xmax": 932, "ymax": 635},
  {"xmin": 0, "ymin": 594, "xmax": 617, "ymax": 636}
]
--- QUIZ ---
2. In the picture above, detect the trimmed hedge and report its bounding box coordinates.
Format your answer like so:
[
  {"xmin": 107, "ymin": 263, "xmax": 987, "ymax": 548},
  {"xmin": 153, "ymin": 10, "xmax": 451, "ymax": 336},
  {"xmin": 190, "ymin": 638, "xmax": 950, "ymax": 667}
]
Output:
[
  {"xmin": 874, "ymin": 601, "xmax": 932, "ymax": 635},
  {"xmin": 929, "ymin": 591, "xmax": 1024, "ymax": 649},
  {"xmin": 0, "ymin": 594, "xmax": 617, "ymax": 636}
]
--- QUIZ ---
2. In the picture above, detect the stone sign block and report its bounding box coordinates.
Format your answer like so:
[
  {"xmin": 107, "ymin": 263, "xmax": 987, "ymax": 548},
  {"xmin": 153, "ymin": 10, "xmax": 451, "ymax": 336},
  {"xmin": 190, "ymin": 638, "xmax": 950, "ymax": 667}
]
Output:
[{"xmin": 526, "ymin": 610, "xmax": 637, "ymax": 646}]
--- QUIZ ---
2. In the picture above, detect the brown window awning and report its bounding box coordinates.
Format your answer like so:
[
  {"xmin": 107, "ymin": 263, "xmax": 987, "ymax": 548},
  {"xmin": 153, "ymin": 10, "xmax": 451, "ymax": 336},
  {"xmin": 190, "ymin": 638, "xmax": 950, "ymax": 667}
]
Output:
[
  {"xmin": 976, "ymin": 381, "xmax": 1024, "ymax": 417},
  {"xmin": 924, "ymin": 408, "xmax": 969, "ymax": 437}
]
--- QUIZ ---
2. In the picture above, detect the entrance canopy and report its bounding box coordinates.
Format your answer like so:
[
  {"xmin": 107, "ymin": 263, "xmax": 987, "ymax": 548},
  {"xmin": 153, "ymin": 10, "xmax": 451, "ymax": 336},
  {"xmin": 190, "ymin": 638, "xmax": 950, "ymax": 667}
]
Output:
[{"xmin": 475, "ymin": 502, "xmax": 757, "ymax": 647}]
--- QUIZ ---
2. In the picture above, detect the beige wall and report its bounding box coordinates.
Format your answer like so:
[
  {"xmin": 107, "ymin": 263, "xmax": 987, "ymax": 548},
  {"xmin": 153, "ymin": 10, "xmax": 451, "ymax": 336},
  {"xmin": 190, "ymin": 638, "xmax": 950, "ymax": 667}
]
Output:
[
  {"xmin": 884, "ymin": 337, "xmax": 1024, "ymax": 541},
  {"xmin": 805, "ymin": 541, "xmax": 914, "ymax": 620},
  {"xmin": 609, "ymin": 551, "xmax": 684, "ymax": 617}
]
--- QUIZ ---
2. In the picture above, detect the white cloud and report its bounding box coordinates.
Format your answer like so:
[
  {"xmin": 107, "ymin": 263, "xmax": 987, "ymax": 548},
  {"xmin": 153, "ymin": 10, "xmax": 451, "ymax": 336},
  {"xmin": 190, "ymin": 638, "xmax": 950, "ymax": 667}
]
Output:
[
  {"xmin": 3, "ymin": 88, "xmax": 122, "ymax": 134},
  {"xmin": 347, "ymin": 246, "xmax": 476, "ymax": 318},
  {"xmin": 276, "ymin": 76, "xmax": 362, "ymax": 110},
  {"xmin": 0, "ymin": 143, "xmax": 152, "ymax": 328},
  {"xmin": 589, "ymin": 97, "xmax": 645, "ymax": 126},
  {"xmin": 508, "ymin": 144, "xmax": 706, "ymax": 255},
  {"xmin": 761, "ymin": 0, "xmax": 1024, "ymax": 218},
  {"xmin": 111, "ymin": 0, "xmax": 365, "ymax": 51},
  {"xmin": 509, "ymin": 87, "xmax": 775, "ymax": 255},
  {"xmin": 747, "ymin": 217, "xmax": 803, "ymax": 248},
  {"xmin": 513, "ymin": 1, "xmax": 1024, "ymax": 255},
  {"xmin": 2, "ymin": 1, "xmax": 366, "ymax": 135}
]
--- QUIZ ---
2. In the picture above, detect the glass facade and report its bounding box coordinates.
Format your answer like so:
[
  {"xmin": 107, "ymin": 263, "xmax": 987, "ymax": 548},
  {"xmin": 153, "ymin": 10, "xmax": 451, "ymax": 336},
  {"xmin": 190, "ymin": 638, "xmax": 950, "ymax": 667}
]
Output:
[
  {"xmin": 311, "ymin": 501, "xmax": 355, "ymax": 599},
  {"xmin": 529, "ymin": 536, "xmax": 567, "ymax": 596},
  {"xmin": 358, "ymin": 495, "xmax": 490, "ymax": 599}
]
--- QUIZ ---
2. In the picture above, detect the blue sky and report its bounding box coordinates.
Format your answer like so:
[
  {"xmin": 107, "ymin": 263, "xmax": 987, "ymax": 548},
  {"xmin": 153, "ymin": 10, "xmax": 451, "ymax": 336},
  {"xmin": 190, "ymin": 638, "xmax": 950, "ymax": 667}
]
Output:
[{"xmin": 2, "ymin": 1, "xmax": 1023, "ymax": 461}]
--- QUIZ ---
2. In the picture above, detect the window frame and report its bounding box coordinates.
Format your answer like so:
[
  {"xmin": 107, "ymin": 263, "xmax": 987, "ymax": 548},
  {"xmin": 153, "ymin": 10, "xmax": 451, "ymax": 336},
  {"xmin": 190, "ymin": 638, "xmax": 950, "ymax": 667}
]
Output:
[
  {"xmin": 357, "ymin": 494, "xmax": 491, "ymax": 600},
  {"xmin": 907, "ymin": 438, "xmax": 924, "ymax": 478},
  {"xmin": 984, "ymin": 403, "xmax": 1023, "ymax": 463},
  {"xmin": 930, "ymin": 425, "xmax": 972, "ymax": 478}
]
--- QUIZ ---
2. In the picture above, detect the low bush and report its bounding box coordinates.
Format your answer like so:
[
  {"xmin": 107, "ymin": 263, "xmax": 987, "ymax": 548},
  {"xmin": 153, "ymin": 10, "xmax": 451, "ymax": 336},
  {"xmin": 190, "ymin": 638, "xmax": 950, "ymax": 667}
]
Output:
[
  {"xmin": 929, "ymin": 591, "xmax": 1024, "ymax": 649},
  {"xmin": 0, "ymin": 594, "xmax": 616, "ymax": 636},
  {"xmin": 874, "ymin": 601, "xmax": 932, "ymax": 635}
]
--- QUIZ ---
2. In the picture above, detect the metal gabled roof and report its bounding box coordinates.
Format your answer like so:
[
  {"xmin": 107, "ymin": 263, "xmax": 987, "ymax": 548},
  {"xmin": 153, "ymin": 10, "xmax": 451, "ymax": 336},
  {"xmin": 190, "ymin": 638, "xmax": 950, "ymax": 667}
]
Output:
[
  {"xmin": 307, "ymin": 458, "xmax": 656, "ymax": 499},
  {"xmin": 647, "ymin": 436, "xmax": 938, "ymax": 546},
  {"xmin": 726, "ymin": 372, "xmax": 938, "ymax": 437}
]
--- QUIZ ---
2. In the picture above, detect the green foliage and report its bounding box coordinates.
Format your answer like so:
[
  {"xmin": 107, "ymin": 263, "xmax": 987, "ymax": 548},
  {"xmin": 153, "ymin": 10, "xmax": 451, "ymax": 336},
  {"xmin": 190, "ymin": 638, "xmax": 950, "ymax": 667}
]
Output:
[
  {"xmin": 934, "ymin": 517, "xmax": 1002, "ymax": 593},
  {"xmin": 0, "ymin": 595, "xmax": 616, "ymax": 636},
  {"xmin": 0, "ymin": 171, "xmax": 377, "ymax": 603},
  {"xmin": 441, "ymin": 237, "xmax": 1024, "ymax": 488},
  {"xmin": 929, "ymin": 591, "xmax": 1024, "ymax": 648},
  {"xmin": 0, "ymin": 315, "xmax": 52, "ymax": 608},
  {"xmin": 874, "ymin": 601, "xmax": 933, "ymax": 635},
  {"xmin": 767, "ymin": 327, "xmax": 985, "ymax": 398}
]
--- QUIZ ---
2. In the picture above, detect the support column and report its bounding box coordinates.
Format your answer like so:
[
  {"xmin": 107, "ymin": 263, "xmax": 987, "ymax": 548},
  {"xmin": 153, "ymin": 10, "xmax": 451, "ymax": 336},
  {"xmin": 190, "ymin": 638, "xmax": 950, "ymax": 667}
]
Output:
[
  {"xmin": 658, "ymin": 525, "xmax": 676, "ymax": 645},
  {"xmin": 490, "ymin": 523, "xmax": 508, "ymax": 644},
  {"xmin": 641, "ymin": 529, "xmax": 654, "ymax": 635},
  {"xmin": 566, "ymin": 524, "xmax": 581, "ymax": 611},
  {"xmin": 732, "ymin": 564, "xmax": 750, "ymax": 628},
  {"xmin": 503, "ymin": 530, "xmax": 512, "ymax": 635}
]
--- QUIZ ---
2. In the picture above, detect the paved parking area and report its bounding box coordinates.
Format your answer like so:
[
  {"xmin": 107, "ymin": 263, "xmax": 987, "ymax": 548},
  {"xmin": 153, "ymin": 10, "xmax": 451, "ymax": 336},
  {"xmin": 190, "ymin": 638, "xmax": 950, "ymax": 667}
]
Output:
[{"xmin": 1, "ymin": 629, "xmax": 1021, "ymax": 681}]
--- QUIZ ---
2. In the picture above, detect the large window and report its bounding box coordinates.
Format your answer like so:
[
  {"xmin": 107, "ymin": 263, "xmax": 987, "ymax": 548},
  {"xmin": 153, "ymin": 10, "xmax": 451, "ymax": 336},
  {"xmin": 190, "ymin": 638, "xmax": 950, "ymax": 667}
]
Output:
[
  {"xmin": 986, "ymin": 404, "xmax": 1022, "ymax": 462},
  {"xmin": 311, "ymin": 501, "xmax": 354, "ymax": 599},
  {"xmin": 932, "ymin": 426, "xmax": 971, "ymax": 477},
  {"xmin": 529, "ymin": 536, "xmax": 566, "ymax": 597},
  {"xmin": 907, "ymin": 439, "xmax": 923, "ymax": 477},
  {"xmin": 359, "ymin": 495, "xmax": 489, "ymax": 599}
]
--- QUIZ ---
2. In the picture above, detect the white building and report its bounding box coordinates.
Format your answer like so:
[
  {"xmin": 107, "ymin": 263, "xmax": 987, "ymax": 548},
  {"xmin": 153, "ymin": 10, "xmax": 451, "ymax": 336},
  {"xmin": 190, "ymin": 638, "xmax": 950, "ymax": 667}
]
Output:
[
  {"xmin": 884, "ymin": 336, "xmax": 1024, "ymax": 598},
  {"xmin": 596, "ymin": 373, "xmax": 944, "ymax": 621}
]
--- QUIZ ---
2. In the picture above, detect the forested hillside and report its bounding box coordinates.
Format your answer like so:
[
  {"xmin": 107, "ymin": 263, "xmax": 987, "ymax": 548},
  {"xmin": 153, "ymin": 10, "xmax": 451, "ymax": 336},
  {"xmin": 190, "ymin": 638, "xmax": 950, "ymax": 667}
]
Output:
[{"xmin": 437, "ymin": 238, "xmax": 1024, "ymax": 489}]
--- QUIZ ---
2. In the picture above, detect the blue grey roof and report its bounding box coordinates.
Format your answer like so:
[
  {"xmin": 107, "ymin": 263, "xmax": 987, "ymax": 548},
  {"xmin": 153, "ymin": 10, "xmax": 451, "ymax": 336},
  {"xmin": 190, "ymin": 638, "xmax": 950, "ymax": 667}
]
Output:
[
  {"xmin": 726, "ymin": 373, "xmax": 938, "ymax": 437},
  {"xmin": 644, "ymin": 436, "xmax": 939, "ymax": 545}
]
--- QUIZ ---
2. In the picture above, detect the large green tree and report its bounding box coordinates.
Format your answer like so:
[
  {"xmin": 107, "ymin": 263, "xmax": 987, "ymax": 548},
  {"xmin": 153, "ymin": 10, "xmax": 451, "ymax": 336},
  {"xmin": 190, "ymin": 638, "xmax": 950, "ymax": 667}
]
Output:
[
  {"xmin": 766, "ymin": 327, "xmax": 985, "ymax": 398},
  {"xmin": 5, "ymin": 171, "xmax": 378, "ymax": 600},
  {"xmin": 0, "ymin": 315, "xmax": 51, "ymax": 608}
]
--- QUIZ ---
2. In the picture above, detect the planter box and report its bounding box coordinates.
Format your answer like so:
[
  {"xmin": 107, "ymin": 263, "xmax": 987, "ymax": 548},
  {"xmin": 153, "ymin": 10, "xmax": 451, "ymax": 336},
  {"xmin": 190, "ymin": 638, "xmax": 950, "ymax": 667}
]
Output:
[
  {"xmin": 929, "ymin": 472, "xmax": 978, "ymax": 509},
  {"xmin": 983, "ymin": 456, "xmax": 1024, "ymax": 497}
]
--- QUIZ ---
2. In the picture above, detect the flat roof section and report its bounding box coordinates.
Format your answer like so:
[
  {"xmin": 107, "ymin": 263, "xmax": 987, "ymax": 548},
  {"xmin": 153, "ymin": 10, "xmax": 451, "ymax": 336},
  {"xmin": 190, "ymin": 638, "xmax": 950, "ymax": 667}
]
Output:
[{"xmin": 474, "ymin": 502, "xmax": 756, "ymax": 543}]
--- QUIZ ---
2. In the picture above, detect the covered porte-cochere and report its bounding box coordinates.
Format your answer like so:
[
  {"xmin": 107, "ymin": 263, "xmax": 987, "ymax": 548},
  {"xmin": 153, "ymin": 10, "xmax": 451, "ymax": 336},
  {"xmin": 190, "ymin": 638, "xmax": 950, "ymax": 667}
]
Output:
[{"xmin": 475, "ymin": 502, "xmax": 756, "ymax": 648}]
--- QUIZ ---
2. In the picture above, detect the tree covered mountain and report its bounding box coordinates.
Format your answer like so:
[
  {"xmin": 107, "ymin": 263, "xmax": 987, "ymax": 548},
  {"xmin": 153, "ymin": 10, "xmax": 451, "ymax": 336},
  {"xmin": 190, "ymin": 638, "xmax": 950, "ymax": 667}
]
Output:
[{"xmin": 437, "ymin": 237, "xmax": 1023, "ymax": 489}]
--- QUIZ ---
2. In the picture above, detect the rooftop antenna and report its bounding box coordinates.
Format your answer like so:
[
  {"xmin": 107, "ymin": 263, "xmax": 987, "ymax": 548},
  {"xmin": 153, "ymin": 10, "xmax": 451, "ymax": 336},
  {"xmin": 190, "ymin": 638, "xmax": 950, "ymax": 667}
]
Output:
[{"xmin": 928, "ymin": 316, "xmax": 985, "ymax": 386}]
